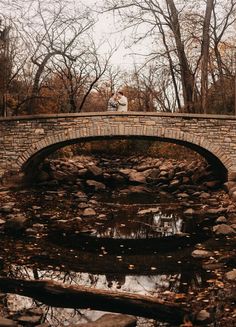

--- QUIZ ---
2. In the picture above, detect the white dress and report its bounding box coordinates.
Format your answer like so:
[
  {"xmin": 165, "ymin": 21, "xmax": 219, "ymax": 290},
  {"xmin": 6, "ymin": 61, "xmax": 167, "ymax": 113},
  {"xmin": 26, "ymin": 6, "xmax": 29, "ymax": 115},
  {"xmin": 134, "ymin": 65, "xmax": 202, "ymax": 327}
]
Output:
[{"xmin": 117, "ymin": 96, "xmax": 128, "ymax": 112}]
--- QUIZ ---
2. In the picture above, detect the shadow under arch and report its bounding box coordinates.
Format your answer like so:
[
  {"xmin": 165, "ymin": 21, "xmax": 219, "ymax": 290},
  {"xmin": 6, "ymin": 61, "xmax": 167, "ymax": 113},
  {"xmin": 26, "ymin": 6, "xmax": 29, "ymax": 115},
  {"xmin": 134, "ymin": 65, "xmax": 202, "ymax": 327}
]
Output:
[{"xmin": 19, "ymin": 130, "xmax": 228, "ymax": 183}]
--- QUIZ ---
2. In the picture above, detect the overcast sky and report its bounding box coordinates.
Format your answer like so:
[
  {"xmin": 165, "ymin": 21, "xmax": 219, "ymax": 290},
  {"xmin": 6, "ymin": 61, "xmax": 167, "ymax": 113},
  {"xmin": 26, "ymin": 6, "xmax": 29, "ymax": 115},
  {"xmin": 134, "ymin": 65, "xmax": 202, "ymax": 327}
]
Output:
[
  {"xmin": 83, "ymin": 0, "xmax": 145, "ymax": 68},
  {"xmin": 1, "ymin": 0, "xmax": 146, "ymax": 69}
]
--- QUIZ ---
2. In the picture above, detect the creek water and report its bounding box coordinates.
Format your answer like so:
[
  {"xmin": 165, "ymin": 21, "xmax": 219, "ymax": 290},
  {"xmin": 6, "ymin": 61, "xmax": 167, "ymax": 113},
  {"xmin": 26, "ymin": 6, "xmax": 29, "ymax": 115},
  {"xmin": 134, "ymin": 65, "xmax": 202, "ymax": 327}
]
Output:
[{"xmin": 0, "ymin": 184, "xmax": 219, "ymax": 327}]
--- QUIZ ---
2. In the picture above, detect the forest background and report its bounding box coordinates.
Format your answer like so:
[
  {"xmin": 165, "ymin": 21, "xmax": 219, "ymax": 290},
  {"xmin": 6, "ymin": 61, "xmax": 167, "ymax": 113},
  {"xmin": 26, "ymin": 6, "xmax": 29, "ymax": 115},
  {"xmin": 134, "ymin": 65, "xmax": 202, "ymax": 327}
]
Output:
[{"xmin": 0, "ymin": 0, "xmax": 236, "ymax": 117}]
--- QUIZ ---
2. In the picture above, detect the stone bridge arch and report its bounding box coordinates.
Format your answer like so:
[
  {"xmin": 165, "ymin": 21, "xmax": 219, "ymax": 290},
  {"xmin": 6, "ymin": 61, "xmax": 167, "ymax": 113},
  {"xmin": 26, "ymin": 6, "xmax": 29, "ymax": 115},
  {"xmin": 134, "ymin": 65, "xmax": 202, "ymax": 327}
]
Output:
[
  {"xmin": 20, "ymin": 124, "xmax": 229, "ymax": 181},
  {"xmin": 1, "ymin": 112, "xmax": 236, "ymax": 187}
]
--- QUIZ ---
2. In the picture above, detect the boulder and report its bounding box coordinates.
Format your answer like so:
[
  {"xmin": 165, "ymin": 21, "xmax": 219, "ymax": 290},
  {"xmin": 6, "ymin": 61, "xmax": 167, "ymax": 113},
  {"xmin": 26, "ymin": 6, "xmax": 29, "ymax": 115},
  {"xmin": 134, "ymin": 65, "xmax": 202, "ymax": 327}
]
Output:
[
  {"xmin": 199, "ymin": 192, "xmax": 211, "ymax": 199},
  {"xmin": 136, "ymin": 164, "xmax": 156, "ymax": 172},
  {"xmin": 191, "ymin": 249, "xmax": 214, "ymax": 259},
  {"xmin": 119, "ymin": 168, "xmax": 134, "ymax": 176},
  {"xmin": 86, "ymin": 180, "xmax": 106, "ymax": 190},
  {"xmin": 204, "ymin": 180, "xmax": 221, "ymax": 189},
  {"xmin": 204, "ymin": 207, "xmax": 226, "ymax": 215},
  {"xmin": 128, "ymin": 171, "xmax": 146, "ymax": 183},
  {"xmin": 111, "ymin": 173, "xmax": 126, "ymax": 183},
  {"xmin": 196, "ymin": 310, "xmax": 211, "ymax": 323},
  {"xmin": 78, "ymin": 203, "xmax": 89, "ymax": 209},
  {"xmin": 4, "ymin": 214, "xmax": 27, "ymax": 232},
  {"xmin": 128, "ymin": 185, "xmax": 151, "ymax": 194},
  {"xmin": 225, "ymin": 270, "xmax": 236, "ymax": 281},
  {"xmin": 143, "ymin": 168, "xmax": 160, "ymax": 179},
  {"xmin": 73, "ymin": 191, "xmax": 88, "ymax": 201},
  {"xmin": 77, "ymin": 168, "xmax": 89, "ymax": 177},
  {"xmin": 215, "ymin": 216, "xmax": 227, "ymax": 224},
  {"xmin": 87, "ymin": 164, "xmax": 103, "ymax": 177},
  {"xmin": 169, "ymin": 179, "xmax": 181, "ymax": 190},
  {"xmin": 0, "ymin": 203, "xmax": 15, "ymax": 213},
  {"xmin": 159, "ymin": 170, "xmax": 168, "ymax": 177},
  {"xmin": 231, "ymin": 190, "xmax": 236, "ymax": 202},
  {"xmin": 183, "ymin": 208, "xmax": 194, "ymax": 216},
  {"xmin": 213, "ymin": 224, "xmax": 235, "ymax": 235},
  {"xmin": 82, "ymin": 208, "xmax": 96, "ymax": 217},
  {"xmin": 224, "ymin": 181, "xmax": 236, "ymax": 192},
  {"xmin": 177, "ymin": 192, "xmax": 189, "ymax": 199}
]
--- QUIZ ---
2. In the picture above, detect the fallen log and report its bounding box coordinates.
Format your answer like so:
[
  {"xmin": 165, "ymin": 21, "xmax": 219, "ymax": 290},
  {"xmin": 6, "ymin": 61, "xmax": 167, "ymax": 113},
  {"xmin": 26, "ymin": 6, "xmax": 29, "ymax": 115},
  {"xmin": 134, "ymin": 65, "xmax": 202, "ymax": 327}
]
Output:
[{"xmin": 0, "ymin": 277, "xmax": 190, "ymax": 324}]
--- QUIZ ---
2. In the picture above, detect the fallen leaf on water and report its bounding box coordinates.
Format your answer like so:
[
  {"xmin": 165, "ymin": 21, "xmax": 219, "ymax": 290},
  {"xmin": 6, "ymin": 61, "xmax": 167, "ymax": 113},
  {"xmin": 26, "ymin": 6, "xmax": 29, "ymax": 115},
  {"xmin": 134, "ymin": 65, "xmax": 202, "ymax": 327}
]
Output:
[
  {"xmin": 206, "ymin": 279, "xmax": 216, "ymax": 283},
  {"xmin": 207, "ymin": 279, "xmax": 224, "ymax": 288},
  {"xmin": 180, "ymin": 322, "xmax": 193, "ymax": 327},
  {"xmin": 175, "ymin": 293, "xmax": 186, "ymax": 299},
  {"xmin": 180, "ymin": 316, "xmax": 193, "ymax": 327}
]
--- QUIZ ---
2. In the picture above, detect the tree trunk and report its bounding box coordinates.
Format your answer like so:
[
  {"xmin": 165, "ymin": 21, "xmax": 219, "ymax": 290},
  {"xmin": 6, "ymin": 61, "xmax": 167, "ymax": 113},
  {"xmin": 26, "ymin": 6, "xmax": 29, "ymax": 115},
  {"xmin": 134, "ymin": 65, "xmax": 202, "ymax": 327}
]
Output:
[
  {"xmin": 0, "ymin": 277, "xmax": 189, "ymax": 324},
  {"xmin": 29, "ymin": 51, "xmax": 64, "ymax": 114},
  {"xmin": 166, "ymin": 0, "xmax": 194, "ymax": 112},
  {"xmin": 201, "ymin": 0, "xmax": 214, "ymax": 113},
  {"xmin": 158, "ymin": 21, "xmax": 181, "ymax": 111}
]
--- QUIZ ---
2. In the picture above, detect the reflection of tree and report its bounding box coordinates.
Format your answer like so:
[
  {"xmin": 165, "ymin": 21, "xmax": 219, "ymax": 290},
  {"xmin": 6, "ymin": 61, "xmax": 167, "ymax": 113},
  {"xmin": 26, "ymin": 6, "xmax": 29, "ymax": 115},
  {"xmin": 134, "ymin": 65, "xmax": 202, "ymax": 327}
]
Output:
[
  {"xmin": 6, "ymin": 293, "xmax": 92, "ymax": 326},
  {"xmin": 106, "ymin": 274, "xmax": 126, "ymax": 289},
  {"xmin": 5, "ymin": 263, "xmax": 205, "ymax": 295},
  {"xmin": 0, "ymin": 263, "xmax": 208, "ymax": 325},
  {"xmin": 96, "ymin": 209, "xmax": 184, "ymax": 239}
]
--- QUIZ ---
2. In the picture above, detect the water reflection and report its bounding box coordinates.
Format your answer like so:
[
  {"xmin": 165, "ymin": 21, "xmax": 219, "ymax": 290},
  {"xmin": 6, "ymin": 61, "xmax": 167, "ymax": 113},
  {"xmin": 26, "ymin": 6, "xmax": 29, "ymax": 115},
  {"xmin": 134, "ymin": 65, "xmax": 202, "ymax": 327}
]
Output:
[
  {"xmin": 6, "ymin": 295, "xmax": 166, "ymax": 327},
  {"xmin": 3, "ymin": 264, "xmax": 208, "ymax": 326},
  {"xmin": 5, "ymin": 265, "xmax": 194, "ymax": 293},
  {"xmin": 0, "ymin": 184, "xmax": 213, "ymax": 326},
  {"xmin": 95, "ymin": 210, "xmax": 184, "ymax": 239}
]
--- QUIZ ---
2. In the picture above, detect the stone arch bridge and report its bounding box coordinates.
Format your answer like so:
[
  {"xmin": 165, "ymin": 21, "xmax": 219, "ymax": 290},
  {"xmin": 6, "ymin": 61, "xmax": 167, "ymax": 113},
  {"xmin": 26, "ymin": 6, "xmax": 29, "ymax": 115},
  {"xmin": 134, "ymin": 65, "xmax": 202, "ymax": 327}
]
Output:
[{"xmin": 0, "ymin": 112, "xmax": 236, "ymax": 188}]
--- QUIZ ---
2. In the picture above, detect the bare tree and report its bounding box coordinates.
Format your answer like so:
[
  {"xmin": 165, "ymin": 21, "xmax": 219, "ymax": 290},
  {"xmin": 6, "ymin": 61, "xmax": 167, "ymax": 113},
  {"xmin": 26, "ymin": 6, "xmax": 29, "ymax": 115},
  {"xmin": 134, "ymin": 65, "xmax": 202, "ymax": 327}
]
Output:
[
  {"xmin": 0, "ymin": 22, "xmax": 10, "ymax": 116},
  {"xmin": 23, "ymin": 0, "xmax": 95, "ymax": 114},
  {"xmin": 104, "ymin": 0, "xmax": 195, "ymax": 111},
  {"xmin": 200, "ymin": 0, "xmax": 214, "ymax": 113},
  {"xmin": 104, "ymin": 0, "xmax": 236, "ymax": 113}
]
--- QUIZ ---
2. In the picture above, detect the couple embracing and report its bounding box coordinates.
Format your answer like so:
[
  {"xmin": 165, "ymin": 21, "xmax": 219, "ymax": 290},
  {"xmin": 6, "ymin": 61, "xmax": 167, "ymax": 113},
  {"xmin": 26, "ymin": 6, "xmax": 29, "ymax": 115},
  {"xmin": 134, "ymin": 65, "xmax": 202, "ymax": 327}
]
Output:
[{"xmin": 107, "ymin": 91, "xmax": 128, "ymax": 112}]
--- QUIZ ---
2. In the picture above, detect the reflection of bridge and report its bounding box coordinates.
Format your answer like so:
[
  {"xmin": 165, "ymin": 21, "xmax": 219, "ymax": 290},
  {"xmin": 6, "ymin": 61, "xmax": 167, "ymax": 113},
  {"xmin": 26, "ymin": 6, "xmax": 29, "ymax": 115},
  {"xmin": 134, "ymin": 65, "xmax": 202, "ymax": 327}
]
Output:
[{"xmin": 0, "ymin": 112, "xmax": 236, "ymax": 185}]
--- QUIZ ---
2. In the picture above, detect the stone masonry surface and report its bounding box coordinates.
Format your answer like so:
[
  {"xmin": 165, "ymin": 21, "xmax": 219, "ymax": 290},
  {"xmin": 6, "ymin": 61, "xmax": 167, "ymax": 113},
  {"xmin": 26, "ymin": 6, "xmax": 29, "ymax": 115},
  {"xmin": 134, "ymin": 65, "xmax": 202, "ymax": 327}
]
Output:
[{"xmin": 0, "ymin": 112, "xmax": 236, "ymax": 181}]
